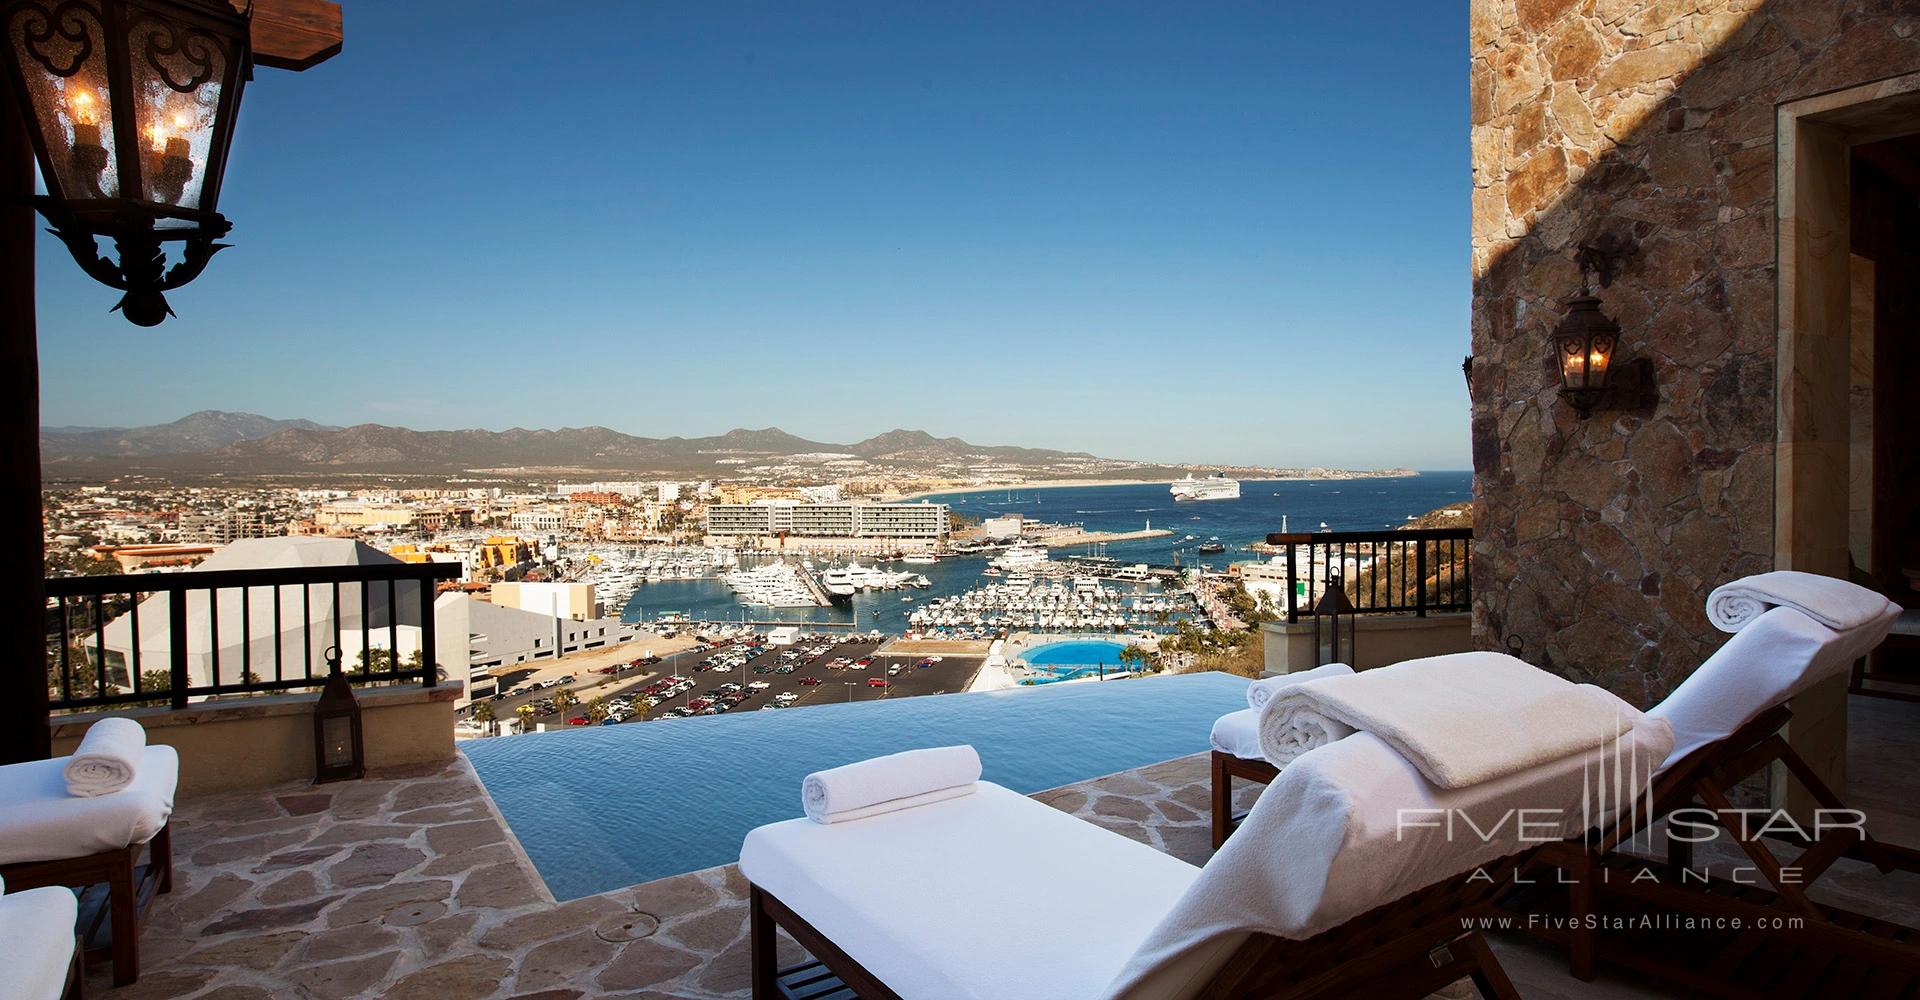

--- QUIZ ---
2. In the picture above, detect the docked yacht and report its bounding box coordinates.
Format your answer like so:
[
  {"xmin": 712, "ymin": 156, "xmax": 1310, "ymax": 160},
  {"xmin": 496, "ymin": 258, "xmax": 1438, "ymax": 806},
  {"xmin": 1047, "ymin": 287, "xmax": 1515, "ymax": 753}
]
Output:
[
  {"xmin": 990, "ymin": 543, "xmax": 1050, "ymax": 572},
  {"xmin": 1170, "ymin": 473, "xmax": 1241, "ymax": 502}
]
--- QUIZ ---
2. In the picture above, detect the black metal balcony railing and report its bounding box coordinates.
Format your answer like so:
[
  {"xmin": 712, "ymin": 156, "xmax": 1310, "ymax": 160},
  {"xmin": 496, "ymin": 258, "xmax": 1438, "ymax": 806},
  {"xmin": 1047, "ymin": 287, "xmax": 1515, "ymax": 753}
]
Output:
[
  {"xmin": 43, "ymin": 562, "xmax": 463, "ymax": 712},
  {"xmin": 1263, "ymin": 527, "xmax": 1473, "ymax": 622}
]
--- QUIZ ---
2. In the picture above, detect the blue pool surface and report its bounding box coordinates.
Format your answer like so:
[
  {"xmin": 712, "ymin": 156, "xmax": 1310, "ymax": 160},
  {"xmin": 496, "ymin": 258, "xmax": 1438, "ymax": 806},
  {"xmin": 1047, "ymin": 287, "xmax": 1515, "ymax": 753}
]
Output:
[
  {"xmin": 1021, "ymin": 640, "xmax": 1133, "ymax": 683},
  {"xmin": 1025, "ymin": 640, "xmax": 1129, "ymax": 665},
  {"xmin": 465, "ymin": 671, "xmax": 1249, "ymax": 899}
]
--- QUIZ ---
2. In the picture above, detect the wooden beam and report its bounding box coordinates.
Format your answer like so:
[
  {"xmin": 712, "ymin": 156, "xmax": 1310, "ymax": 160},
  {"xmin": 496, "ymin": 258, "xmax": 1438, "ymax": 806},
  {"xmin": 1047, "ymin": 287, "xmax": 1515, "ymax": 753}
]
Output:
[
  {"xmin": 0, "ymin": 75, "xmax": 51, "ymax": 764},
  {"xmin": 238, "ymin": 0, "xmax": 343, "ymax": 73}
]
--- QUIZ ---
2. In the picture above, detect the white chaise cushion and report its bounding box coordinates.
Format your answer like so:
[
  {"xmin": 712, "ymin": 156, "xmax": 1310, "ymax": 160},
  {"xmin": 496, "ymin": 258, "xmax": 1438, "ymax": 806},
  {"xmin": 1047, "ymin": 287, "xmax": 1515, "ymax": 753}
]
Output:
[
  {"xmin": 0, "ymin": 884, "xmax": 79, "ymax": 1000},
  {"xmin": 0, "ymin": 745, "xmax": 178, "ymax": 866},
  {"xmin": 1208, "ymin": 708, "xmax": 1261, "ymax": 760},
  {"xmin": 740, "ymin": 781, "xmax": 1204, "ymax": 1000},
  {"xmin": 1650, "ymin": 604, "xmax": 1900, "ymax": 772}
]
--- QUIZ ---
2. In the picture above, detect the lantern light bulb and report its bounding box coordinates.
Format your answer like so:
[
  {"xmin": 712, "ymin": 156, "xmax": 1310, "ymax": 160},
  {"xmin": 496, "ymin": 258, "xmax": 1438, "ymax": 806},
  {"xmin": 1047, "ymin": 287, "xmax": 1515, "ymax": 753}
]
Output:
[{"xmin": 70, "ymin": 89, "xmax": 97, "ymax": 125}]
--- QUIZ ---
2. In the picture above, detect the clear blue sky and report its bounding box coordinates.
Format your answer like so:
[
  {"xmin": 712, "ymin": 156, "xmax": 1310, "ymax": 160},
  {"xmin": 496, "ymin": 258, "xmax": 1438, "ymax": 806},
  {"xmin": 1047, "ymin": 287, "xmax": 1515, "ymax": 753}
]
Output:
[{"xmin": 35, "ymin": 1, "xmax": 1468, "ymax": 469}]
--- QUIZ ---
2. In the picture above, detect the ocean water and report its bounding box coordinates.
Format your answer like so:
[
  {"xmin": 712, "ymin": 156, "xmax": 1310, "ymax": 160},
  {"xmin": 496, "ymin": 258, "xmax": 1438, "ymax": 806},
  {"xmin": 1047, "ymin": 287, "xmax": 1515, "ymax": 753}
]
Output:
[
  {"xmin": 619, "ymin": 472, "xmax": 1472, "ymax": 628},
  {"xmin": 464, "ymin": 671, "xmax": 1251, "ymax": 898}
]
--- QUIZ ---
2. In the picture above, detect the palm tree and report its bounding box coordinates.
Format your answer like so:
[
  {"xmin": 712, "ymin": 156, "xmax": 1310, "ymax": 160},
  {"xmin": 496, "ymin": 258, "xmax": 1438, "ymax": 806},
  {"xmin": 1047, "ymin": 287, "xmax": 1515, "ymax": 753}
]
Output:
[
  {"xmin": 552, "ymin": 687, "xmax": 579, "ymax": 724},
  {"xmin": 514, "ymin": 704, "xmax": 536, "ymax": 734},
  {"xmin": 585, "ymin": 696, "xmax": 608, "ymax": 724},
  {"xmin": 472, "ymin": 701, "xmax": 497, "ymax": 735}
]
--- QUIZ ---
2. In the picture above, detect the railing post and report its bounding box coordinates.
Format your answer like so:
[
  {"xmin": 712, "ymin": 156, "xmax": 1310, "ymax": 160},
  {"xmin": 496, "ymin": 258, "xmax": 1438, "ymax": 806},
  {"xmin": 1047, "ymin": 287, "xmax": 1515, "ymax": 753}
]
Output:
[
  {"xmin": 168, "ymin": 589, "xmax": 189, "ymax": 710},
  {"xmin": 1415, "ymin": 540, "xmax": 1428, "ymax": 618},
  {"xmin": 419, "ymin": 570, "xmax": 437, "ymax": 689},
  {"xmin": 1284, "ymin": 544, "xmax": 1299, "ymax": 623}
]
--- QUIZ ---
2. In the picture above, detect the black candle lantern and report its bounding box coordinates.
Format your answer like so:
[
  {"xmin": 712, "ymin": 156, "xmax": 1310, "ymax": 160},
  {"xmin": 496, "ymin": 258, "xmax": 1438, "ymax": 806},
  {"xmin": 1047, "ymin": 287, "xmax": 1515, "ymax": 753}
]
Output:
[
  {"xmin": 0, "ymin": 0, "xmax": 253, "ymax": 324},
  {"xmin": 1553, "ymin": 293, "xmax": 1620, "ymax": 418},
  {"xmin": 313, "ymin": 645, "xmax": 364, "ymax": 784},
  {"xmin": 1311, "ymin": 572, "xmax": 1357, "ymax": 667},
  {"xmin": 1554, "ymin": 235, "xmax": 1638, "ymax": 418}
]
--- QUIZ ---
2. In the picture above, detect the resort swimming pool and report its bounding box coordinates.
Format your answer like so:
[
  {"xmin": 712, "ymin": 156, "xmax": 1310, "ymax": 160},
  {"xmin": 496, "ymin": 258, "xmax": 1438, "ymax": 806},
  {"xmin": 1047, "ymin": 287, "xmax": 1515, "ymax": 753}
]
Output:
[
  {"xmin": 1022, "ymin": 639, "xmax": 1133, "ymax": 683},
  {"xmin": 464, "ymin": 671, "xmax": 1249, "ymax": 899}
]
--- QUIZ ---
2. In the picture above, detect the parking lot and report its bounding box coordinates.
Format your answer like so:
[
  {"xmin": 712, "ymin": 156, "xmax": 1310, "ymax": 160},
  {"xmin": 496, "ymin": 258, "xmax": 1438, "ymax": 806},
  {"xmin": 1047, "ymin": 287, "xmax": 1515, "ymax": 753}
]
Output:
[{"xmin": 497, "ymin": 633, "xmax": 985, "ymax": 730}]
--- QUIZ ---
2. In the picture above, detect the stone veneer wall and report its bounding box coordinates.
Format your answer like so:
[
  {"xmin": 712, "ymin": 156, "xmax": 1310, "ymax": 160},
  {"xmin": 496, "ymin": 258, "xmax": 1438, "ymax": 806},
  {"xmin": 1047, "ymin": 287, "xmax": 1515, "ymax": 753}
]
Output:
[{"xmin": 1468, "ymin": 0, "xmax": 1920, "ymax": 705}]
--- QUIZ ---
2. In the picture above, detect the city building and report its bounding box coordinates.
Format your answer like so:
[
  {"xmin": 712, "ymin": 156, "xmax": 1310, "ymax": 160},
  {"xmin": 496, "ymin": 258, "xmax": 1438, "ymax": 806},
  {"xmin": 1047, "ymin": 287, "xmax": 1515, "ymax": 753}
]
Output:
[
  {"xmin": 175, "ymin": 509, "xmax": 272, "ymax": 545},
  {"xmin": 555, "ymin": 481, "xmax": 652, "ymax": 500},
  {"xmin": 435, "ymin": 592, "xmax": 643, "ymax": 674},
  {"xmin": 490, "ymin": 581, "xmax": 601, "ymax": 622},
  {"xmin": 979, "ymin": 513, "xmax": 1024, "ymax": 540},
  {"xmin": 97, "ymin": 537, "xmax": 432, "ymax": 692},
  {"xmin": 704, "ymin": 500, "xmax": 949, "ymax": 547}
]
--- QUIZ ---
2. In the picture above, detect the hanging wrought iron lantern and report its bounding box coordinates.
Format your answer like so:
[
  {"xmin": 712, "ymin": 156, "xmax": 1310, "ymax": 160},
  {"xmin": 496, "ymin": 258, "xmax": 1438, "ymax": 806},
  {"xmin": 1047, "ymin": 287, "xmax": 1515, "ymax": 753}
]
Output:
[
  {"xmin": 1311, "ymin": 571, "xmax": 1357, "ymax": 667},
  {"xmin": 1, "ymin": 0, "xmax": 252, "ymax": 325},
  {"xmin": 313, "ymin": 645, "xmax": 364, "ymax": 783}
]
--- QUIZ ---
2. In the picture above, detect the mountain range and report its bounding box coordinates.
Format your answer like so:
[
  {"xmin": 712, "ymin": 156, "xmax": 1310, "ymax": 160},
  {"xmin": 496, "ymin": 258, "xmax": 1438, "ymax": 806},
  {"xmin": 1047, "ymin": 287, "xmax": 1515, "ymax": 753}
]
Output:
[{"xmin": 39, "ymin": 411, "xmax": 1153, "ymax": 479}]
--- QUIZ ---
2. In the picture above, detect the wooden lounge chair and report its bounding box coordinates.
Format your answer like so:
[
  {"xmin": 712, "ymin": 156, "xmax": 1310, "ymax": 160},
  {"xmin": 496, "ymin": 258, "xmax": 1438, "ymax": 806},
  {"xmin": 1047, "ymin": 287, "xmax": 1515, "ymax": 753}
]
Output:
[
  {"xmin": 1211, "ymin": 584, "xmax": 1906, "ymax": 852},
  {"xmin": 0, "ymin": 745, "xmax": 179, "ymax": 986},
  {"xmin": 741, "ymin": 708, "xmax": 1671, "ymax": 1000},
  {"xmin": 1499, "ymin": 602, "xmax": 1916, "ymax": 995}
]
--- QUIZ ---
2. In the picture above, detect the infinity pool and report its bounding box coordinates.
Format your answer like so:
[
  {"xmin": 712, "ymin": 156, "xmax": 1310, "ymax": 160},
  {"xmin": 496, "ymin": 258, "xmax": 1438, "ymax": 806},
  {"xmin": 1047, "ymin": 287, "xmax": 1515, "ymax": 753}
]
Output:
[{"xmin": 465, "ymin": 671, "xmax": 1249, "ymax": 899}]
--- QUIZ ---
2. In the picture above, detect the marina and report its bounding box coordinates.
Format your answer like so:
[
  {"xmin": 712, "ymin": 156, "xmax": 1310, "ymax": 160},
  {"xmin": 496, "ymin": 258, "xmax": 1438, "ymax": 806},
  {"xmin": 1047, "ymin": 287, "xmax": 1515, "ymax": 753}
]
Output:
[{"xmin": 593, "ymin": 475, "xmax": 1467, "ymax": 632}]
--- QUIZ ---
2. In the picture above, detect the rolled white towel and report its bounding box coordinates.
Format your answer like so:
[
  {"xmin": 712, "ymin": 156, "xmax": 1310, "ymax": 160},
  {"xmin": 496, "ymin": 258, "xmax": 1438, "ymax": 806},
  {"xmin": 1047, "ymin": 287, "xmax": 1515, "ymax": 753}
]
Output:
[
  {"xmin": 1256, "ymin": 699, "xmax": 1358, "ymax": 769},
  {"xmin": 801, "ymin": 745, "xmax": 982, "ymax": 824},
  {"xmin": 63, "ymin": 717, "xmax": 146, "ymax": 798},
  {"xmin": 1707, "ymin": 571, "xmax": 1895, "ymax": 634},
  {"xmin": 1245, "ymin": 662, "xmax": 1354, "ymax": 711}
]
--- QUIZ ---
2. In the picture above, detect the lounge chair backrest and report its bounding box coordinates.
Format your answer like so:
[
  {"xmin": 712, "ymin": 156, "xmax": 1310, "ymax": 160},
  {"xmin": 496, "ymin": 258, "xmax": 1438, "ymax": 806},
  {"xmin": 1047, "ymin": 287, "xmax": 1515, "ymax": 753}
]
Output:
[{"xmin": 1648, "ymin": 603, "xmax": 1899, "ymax": 774}]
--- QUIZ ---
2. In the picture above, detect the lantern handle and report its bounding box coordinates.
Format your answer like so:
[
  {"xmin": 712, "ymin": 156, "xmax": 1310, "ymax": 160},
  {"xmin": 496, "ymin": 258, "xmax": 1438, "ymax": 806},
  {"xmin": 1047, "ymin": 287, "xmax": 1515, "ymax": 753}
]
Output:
[{"xmin": 324, "ymin": 645, "xmax": 343, "ymax": 675}]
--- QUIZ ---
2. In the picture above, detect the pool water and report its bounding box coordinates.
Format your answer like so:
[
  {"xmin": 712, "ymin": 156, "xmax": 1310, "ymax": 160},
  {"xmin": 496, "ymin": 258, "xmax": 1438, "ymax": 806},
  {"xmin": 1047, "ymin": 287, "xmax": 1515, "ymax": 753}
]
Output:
[
  {"xmin": 1022, "ymin": 640, "xmax": 1133, "ymax": 683},
  {"xmin": 465, "ymin": 671, "xmax": 1249, "ymax": 899}
]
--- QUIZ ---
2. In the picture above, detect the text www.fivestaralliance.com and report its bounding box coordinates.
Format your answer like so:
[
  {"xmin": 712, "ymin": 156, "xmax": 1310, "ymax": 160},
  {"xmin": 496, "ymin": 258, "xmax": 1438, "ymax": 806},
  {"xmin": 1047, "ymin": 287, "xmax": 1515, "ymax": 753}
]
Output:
[{"xmin": 1462, "ymin": 914, "xmax": 1806, "ymax": 932}]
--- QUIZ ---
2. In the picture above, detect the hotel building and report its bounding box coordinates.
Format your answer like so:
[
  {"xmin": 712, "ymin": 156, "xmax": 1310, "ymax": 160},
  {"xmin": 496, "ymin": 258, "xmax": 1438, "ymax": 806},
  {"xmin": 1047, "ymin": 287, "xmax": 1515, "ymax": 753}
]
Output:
[{"xmin": 704, "ymin": 501, "xmax": 949, "ymax": 548}]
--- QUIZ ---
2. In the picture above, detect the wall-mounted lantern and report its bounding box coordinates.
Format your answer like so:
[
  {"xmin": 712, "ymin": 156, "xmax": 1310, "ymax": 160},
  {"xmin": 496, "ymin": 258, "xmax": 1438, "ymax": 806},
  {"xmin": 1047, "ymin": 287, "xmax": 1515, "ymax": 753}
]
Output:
[
  {"xmin": 0, "ymin": 0, "xmax": 252, "ymax": 325},
  {"xmin": 1553, "ymin": 235, "xmax": 1649, "ymax": 418},
  {"xmin": 1311, "ymin": 572, "xmax": 1356, "ymax": 667},
  {"xmin": 314, "ymin": 646, "xmax": 365, "ymax": 783},
  {"xmin": 1553, "ymin": 293, "xmax": 1620, "ymax": 417}
]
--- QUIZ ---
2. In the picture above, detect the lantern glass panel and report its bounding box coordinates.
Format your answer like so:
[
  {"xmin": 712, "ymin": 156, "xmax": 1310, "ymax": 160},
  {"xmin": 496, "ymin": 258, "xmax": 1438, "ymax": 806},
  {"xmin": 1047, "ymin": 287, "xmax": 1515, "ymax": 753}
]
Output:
[
  {"xmin": 321, "ymin": 714, "xmax": 354, "ymax": 768},
  {"xmin": 5, "ymin": 0, "xmax": 119, "ymax": 200},
  {"xmin": 124, "ymin": 10, "xmax": 225, "ymax": 214},
  {"xmin": 125, "ymin": 8, "xmax": 226, "ymax": 213}
]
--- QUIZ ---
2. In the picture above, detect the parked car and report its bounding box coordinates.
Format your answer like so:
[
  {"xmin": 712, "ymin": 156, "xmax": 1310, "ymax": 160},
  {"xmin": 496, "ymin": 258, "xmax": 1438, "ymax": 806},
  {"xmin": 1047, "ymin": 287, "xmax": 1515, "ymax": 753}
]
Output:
[
  {"xmin": 867, "ymin": 678, "xmax": 890, "ymax": 688},
  {"xmin": 798, "ymin": 677, "xmax": 823, "ymax": 686}
]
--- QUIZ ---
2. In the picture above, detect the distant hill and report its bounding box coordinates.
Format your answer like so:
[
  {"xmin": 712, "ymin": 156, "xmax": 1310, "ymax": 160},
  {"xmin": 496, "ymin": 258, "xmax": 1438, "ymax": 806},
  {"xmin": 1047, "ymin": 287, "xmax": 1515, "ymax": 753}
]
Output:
[
  {"xmin": 38, "ymin": 412, "xmax": 1112, "ymax": 477},
  {"xmin": 40, "ymin": 411, "xmax": 336, "ymax": 460}
]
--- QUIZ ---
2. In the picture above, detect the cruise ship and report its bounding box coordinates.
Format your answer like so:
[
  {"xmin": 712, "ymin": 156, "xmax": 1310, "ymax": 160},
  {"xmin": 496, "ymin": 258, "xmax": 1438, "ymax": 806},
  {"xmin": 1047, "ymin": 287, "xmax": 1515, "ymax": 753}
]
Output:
[{"xmin": 1170, "ymin": 473, "xmax": 1241, "ymax": 502}]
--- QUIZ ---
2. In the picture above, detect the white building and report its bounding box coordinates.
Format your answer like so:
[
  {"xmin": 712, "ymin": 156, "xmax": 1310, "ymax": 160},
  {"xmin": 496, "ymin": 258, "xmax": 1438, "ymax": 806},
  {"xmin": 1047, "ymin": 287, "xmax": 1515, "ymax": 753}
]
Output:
[
  {"xmin": 980, "ymin": 514, "xmax": 1025, "ymax": 540},
  {"xmin": 98, "ymin": 537, "xmax": 439, "ymax": 696},
  {"xmin": 555, "ymin": 481, "xmax": 651, "ymax": 500},
  {"xmin": 490, "ymin": 582, "xmax": 601, "ymax": 621},
  {"xmin": 705, "ymin": 501, "xmax": 948, "ymax": 543}
]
